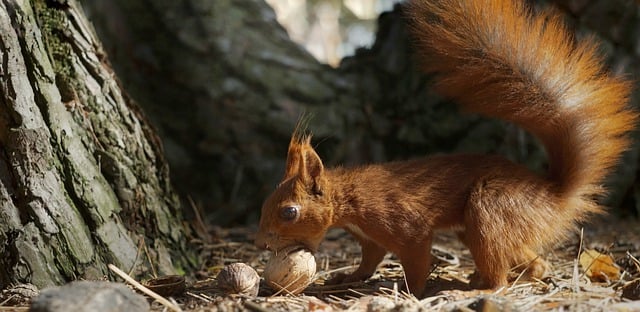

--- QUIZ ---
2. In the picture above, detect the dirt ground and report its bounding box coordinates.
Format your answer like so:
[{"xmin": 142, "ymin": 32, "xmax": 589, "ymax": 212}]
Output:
[{"xmin": 1, "ymin": 216, "xmax": 639, "ymax": 311}]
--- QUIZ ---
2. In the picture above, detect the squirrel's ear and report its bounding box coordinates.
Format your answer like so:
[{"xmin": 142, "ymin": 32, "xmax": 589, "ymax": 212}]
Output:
[
  {"xmin": 283, "ymin": 137, "xmax": 303, "ymax": 180},
  {"xmin": 299, "ymin": 142, "xmax": 325, "ymax": 196}
]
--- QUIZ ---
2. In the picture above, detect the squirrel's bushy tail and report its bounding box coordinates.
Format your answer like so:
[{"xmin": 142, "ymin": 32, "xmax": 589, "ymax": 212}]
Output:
[{"xmin": 407, "ymin": 0, "xmax": 636, "ymax": 215}]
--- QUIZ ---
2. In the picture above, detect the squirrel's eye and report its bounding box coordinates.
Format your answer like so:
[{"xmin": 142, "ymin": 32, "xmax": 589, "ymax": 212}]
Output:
[{"xmin": 279, "ymin": 205, "xmax": 299, "ymax": 221}]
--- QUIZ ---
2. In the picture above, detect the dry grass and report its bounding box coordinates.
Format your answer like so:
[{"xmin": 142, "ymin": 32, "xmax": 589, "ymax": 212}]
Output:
[
  {"xmin": 171, "ymin": 216, "xmax": 640, "ymax": 311},
  {"xmin": 2, "ymin": 217, "xmax": 638, "ymax": 311}
]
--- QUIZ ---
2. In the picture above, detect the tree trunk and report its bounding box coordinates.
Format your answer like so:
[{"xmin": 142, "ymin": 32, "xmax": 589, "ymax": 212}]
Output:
[
  {"xmin": 81, "ymin": 0, "xmax": 364, "ymax": 225},
  {"xmin": 82, "ymin": 0, "xmax": 640, "ymax": 223},
  {"xmin": 0, "ymin": 0, "xmax": 193, "ymax": 288}
]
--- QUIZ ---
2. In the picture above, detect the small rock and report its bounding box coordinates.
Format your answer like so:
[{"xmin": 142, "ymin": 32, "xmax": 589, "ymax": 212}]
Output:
[
  {"xmin": 348, "ymin": 296, "xmax": 396, "ymax": 312},
  {"xmin": 366, "ymin": 296, "xmax": 396, "ymax": 312},
  {"xmin": 622, "ymin": 278, "xmax": 640, "ymax": 301},
  {"xmin": 30, "ymin": 281, "xmax": 149, "ymax": 312}
]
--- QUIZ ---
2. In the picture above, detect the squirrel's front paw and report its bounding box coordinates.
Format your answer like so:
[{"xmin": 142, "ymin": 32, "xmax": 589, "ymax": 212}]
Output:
[{"xmin": 324, "ymin": 273, "xmax": 348, "ymax": 285}]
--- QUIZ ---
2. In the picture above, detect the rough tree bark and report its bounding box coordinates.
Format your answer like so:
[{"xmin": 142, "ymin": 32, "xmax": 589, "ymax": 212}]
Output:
[
  {"xmin": 82, "ymin": 0, "xmax": 640, "ymax": 223},
  {"xmin": 82, "ymin": 0, "xmax": 366, "ymax": 225},
  {"xmin": 0, "ymin": 0, "xmax": 193, "ymax": 288}
]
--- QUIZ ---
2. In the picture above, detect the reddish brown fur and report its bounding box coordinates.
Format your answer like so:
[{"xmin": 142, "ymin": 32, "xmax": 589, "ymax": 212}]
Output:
[{"xmin": 256, "ymin": 0, "xmax": 637, "ymax": 296}]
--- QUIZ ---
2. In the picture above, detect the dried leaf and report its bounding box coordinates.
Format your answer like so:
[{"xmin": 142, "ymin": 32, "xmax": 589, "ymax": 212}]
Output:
[{"xmin": 579, "ymin": 249, "xmax": 621, "ymax": 282}]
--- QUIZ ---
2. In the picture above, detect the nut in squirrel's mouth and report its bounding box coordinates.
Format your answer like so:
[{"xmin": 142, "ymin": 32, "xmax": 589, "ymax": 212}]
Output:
[{"xmin": 274, "ymin": 244, "xmax": 310, "ymax": 256}]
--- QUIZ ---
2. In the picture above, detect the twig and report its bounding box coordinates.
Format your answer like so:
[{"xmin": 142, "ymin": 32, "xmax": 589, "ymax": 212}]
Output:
[
  {"xmin": 129, "ymin": 237, "xmax": 145, "ymax": 276},
  {"xmin": 572, "ymin": 228, "xmax": 584, "ymax": 293},
  {"xmin": 244, "ymin": 300, "xmax": 273, "ymax": 312},
  {"xmin": 107, "ymin": 264, "xmax": 182, "ymax": 312},
  {"xmin": 0, "ymin": 295, "xmax": 14, "ymax": 306},
  {"xmin": 143, "ymin": 242, "xmax": 158, "ymax": 278},
  {"xmin": 188, "ymin": 195, "xmax": 210, "ymax": 241},
  {"xmin": 185, "ymin": 291, "xmax": 212, "ymax": 303},
  {"xmin": 627, "ymin": 251, "xmax": 640, "ymax": 273},
  {"xmin": 393, "ymin": 282, "xmax": 399, "ymax": 303},
  {"xmin": 316, "ymin": 265, "xmax": 358, "ymax": 278},
  {"xmin": 509, "ymin": 266, "xmax": 528, "ymax": 290}
]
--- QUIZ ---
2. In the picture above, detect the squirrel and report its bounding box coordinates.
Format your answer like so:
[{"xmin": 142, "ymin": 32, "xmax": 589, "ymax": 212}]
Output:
[{"xmin": 255, "ymin": 0, "xmax": 637, "ymax": 296}]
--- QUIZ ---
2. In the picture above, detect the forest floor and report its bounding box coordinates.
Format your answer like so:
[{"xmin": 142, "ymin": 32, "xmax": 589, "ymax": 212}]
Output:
[
  {"xmin": 1, "ymin": 217, "xmax": 639, "ymax": 311},
  {"xmin": 169, "ymin": 216, "xmax": 640, "ymax": 312}
]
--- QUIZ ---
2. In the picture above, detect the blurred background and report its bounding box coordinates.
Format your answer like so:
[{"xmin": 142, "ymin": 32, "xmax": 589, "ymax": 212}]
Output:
[
  {"xmin": 265, "ymin": 0, "xmax": 402, "ymax": 66},
  {"xmin": 81, "ymin": 0, "xmax": 640, "ymax": 226}
]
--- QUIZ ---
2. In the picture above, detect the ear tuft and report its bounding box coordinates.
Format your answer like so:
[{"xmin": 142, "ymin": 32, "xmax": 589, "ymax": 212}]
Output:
[
  {"xmin": 283, "ymin": 116, "xmax": 313, "ymax": 180},
  {"xmin": 283, "ymin": 137, "xmax": 302, "ymax": 180}
]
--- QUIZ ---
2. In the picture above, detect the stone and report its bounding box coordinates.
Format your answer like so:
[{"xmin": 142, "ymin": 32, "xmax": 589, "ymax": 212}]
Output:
[{"xmin": 30, "ymin": 281, "xmax": 149, "ymax": 312}]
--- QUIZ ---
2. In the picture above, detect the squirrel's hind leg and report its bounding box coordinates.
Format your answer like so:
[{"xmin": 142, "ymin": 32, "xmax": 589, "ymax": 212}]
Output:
[
  {"xmin": 510, "ymin": 248, "xmax": 550, "ymax": 282},
  {"xmin": 458, "ymin": 228, "xmax": 510, "ymax": 289}
]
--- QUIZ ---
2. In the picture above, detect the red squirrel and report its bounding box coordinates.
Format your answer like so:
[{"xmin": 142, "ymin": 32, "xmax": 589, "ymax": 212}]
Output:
[{"xmin": 255, "ymin": 0, "xmax": 637, "ymax": 296}]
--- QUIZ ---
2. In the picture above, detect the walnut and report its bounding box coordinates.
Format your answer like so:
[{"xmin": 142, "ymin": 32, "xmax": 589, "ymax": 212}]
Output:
[
  {"xmin": 263, "ymin": 246, "xmax": 316, "ymax": 295},
  {"xmin": 216, "ymin": 263, "xmax": 260, "ymax": 297}
]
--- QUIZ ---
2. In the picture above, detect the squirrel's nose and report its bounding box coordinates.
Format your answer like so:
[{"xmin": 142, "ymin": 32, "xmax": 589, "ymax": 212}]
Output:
[
  {"xmin": 255, "ymin": 241, "xmax": 270, "ymax": 250},
  {"xmin": 254, "ymin": 233, "xmax": 271, "ymax": 250}
]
